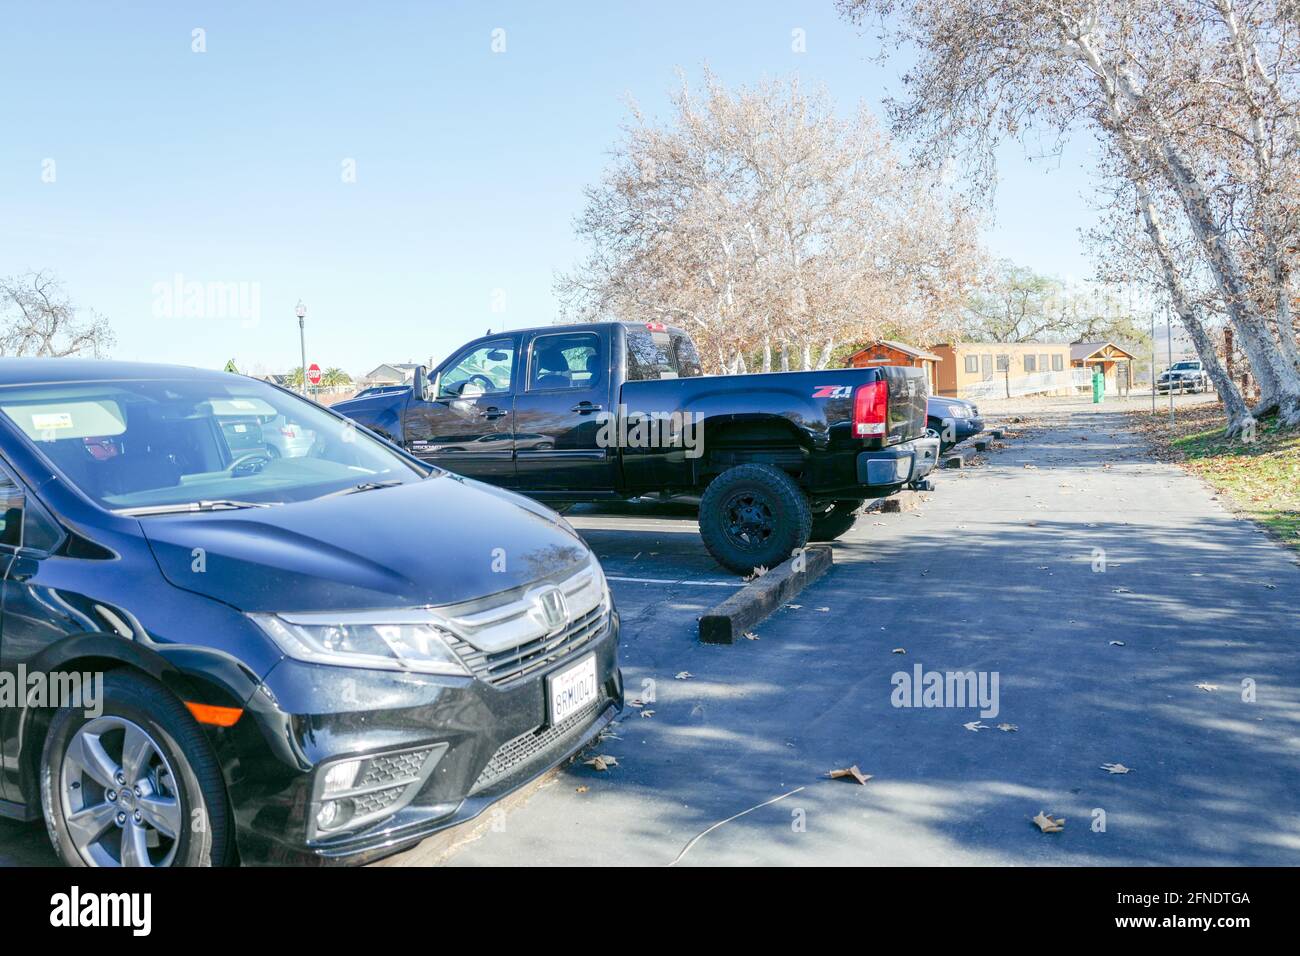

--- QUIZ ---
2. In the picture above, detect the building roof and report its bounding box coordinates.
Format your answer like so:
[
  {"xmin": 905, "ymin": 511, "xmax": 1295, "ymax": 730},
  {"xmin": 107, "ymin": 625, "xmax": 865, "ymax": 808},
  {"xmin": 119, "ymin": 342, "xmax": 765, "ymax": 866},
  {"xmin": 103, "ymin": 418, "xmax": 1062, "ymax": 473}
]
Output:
[
  {"xmin": 1071, "ymin": 341, "xmax": 1137, "ymax": 361},
  {"xmin": 848, "ymin": 340, "xmax": 942, "ymax": 362},
  {"xmin": 934, "ymin": 341, "xmax": 1072, "ymax": 350}
]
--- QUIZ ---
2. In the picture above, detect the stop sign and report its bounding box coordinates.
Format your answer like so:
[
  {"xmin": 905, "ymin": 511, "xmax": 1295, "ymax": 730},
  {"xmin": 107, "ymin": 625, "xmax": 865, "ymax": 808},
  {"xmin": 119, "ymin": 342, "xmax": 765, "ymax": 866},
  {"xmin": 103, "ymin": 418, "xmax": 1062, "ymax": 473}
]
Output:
[{"xmin": 307, "ymin": 363, "xmax": 322, "ymax": 386}]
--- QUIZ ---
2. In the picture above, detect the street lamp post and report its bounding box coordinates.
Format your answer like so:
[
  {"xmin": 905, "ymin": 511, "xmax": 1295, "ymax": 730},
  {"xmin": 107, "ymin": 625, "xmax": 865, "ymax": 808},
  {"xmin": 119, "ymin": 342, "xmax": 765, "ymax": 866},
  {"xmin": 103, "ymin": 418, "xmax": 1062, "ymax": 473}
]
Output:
[{"xmin": 295, "ymin": 300, "xmax": 308, "ymax": 397}]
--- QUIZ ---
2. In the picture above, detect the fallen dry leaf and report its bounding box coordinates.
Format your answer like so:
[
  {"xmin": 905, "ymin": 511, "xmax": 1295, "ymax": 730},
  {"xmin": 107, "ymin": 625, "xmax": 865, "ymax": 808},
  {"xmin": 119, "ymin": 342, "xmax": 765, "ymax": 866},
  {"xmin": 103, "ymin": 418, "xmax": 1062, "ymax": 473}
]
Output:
[
  {"xmin": 892, "ymin": 647, "xmax": 907, "ymax": 655},
  {"xmin": 1195, "ymin": 683, "xmax": 1219, "ymax": 692},
  {"xmin": 996, "ymin": 723, "xmax": 1018, "ymax": 732},
  {"xmin": 827, "ymin": 765, "xmax": 872, "ymax": 785},
  {"xmin": 1109, "ymin": 640, "xmax": 1126, "ymax": 646},
  {"xmin": 1032, "ymin": 811, "xmax": 1066, "ymax": 833},
  {"xmin": 639, "ymin": 709, "xmax": 655, "ymax": 719},
  {"xmin": 1100, "ymin": 762, "xmax": 1133, "ymax": 774},
  {"xmin": 675, "ymin": 671, "xmax": 692, "ymax": 680},
  {"xmin": 743, "ymin": 565, "xmax": 769, "ymax": 582},
  {"xmin": 815, "ymin": 607, "xmax": 830, "ymax": 612},
  {"xmin": 743, "ymin": 631, "xmax": 760, "ymax": 641},
  {"xmin": 575, "ymin": 785, "xmax": 589, "ymax": 793},
  {"xmin": 584, "ymin": 755, "xmax": 619, "ymax": 772},
  {"xmin": 963, "ymin": 720, "xmax": 988, "ymax": 732}
]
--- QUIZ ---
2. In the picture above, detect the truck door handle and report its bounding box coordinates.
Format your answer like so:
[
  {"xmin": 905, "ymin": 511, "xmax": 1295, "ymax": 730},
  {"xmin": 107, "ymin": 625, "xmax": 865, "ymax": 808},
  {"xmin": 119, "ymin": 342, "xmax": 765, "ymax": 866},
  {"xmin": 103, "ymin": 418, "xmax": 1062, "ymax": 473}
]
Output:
[
  {"xmin": 571, "ymin": 402, "xmax": 603, "ymax": 414},
  {"xmin": 481, "ymin": 407, "xmax": 508, "ymax": 420}
]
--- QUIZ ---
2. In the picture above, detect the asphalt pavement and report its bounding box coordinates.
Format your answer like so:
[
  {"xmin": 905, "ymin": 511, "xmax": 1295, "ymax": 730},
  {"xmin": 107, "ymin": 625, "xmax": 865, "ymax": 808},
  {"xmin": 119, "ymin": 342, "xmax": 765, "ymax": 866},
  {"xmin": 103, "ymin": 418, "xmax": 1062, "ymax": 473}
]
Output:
[
  {"xmin": 446, "ymin": 398, "xmax": 1300, "ymax": 865},
  {"xmin": 4, "ymin": 393, "xmax": 1297, "ymax": 866}
]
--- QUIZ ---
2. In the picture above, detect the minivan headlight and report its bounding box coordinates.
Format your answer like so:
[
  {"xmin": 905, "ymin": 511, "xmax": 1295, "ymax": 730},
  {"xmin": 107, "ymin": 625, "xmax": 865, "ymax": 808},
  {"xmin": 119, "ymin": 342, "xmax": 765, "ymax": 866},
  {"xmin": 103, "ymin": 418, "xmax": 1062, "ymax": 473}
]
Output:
[{"xmin": 249, "ymin": 609, "xmax": 468, "ymax": 675}]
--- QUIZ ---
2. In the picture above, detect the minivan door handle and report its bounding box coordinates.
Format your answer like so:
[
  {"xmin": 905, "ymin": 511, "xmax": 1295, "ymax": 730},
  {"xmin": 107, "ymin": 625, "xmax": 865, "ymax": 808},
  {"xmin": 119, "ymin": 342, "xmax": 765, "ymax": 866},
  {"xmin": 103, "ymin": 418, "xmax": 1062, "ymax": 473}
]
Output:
[
  {"xmin": 481, "ymin": 407, "xmax": 508, "ymax": 420},
  {"xmin": 571, "ymin": 402, "xmax": 603, "ymax": 414}
]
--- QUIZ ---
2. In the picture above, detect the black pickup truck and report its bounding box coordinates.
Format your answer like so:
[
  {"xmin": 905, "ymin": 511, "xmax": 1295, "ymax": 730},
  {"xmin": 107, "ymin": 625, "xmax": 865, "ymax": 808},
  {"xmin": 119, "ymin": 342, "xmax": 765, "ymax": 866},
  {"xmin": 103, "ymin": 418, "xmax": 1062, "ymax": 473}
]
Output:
[{"xmin": 334, "ymin": 322, "xmax": 938, "ymax": 573}]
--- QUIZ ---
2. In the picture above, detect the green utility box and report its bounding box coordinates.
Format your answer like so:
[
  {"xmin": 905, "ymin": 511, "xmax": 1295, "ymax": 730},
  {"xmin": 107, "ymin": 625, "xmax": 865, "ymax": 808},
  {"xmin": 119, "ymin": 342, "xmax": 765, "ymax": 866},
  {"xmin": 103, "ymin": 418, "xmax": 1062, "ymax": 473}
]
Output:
[{"xmin": 1092, "ymin": 369, "xmax": 1104, "ymax": 404}]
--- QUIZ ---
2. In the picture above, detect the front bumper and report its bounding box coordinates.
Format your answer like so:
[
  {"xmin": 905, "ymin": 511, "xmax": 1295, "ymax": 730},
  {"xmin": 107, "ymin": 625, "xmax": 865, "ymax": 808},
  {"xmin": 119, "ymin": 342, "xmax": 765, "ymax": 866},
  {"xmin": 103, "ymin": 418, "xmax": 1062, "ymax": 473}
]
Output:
[
  {"xmin": 855, "ymin": 436, "xmax": 940, "ymax": 489},
  {"xmin": 216, "ymin": 609, "xmax": 623, "ymax": 865}
]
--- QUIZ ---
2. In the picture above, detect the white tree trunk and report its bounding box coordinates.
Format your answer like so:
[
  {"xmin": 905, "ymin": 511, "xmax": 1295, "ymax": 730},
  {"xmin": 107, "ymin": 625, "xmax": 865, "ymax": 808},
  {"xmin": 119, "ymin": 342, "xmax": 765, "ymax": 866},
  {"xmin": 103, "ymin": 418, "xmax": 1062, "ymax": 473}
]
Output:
[{"xmin": 1134, "ymin": 176, "xmax": 1255, "ymax": 434}]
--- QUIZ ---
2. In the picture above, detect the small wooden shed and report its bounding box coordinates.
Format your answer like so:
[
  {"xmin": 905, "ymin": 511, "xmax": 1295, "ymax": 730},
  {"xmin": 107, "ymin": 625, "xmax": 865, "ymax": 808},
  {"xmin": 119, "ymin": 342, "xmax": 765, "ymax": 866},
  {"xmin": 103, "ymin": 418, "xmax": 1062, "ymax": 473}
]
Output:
[
  {"xmin": 1070, "ymin": 341, "xmax": 1137, "ymax": 395},
  {"xmin": 846, "ymin": 341, "xmax": 941, "ymax": 393}
]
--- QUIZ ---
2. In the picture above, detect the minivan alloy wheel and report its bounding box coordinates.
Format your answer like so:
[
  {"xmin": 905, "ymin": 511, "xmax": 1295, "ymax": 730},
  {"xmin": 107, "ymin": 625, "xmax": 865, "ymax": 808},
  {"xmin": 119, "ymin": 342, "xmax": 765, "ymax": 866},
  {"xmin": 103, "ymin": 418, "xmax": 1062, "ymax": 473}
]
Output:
[{"xmin": 60, "ymin": 716, "xmax": 182, "ymax": 867}]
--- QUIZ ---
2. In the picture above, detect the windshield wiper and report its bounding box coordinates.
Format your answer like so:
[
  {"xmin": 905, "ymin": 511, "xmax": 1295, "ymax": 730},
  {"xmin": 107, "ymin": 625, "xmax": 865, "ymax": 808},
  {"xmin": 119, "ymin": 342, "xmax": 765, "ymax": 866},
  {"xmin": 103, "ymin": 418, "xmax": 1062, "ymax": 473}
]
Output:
[
  {"xmin": 316, "ymin": 480, "xmax": 405, "ymax": 500},
  {"xmin": 118, "ymin": 499, "xmax": 281, "ymax": 517}
]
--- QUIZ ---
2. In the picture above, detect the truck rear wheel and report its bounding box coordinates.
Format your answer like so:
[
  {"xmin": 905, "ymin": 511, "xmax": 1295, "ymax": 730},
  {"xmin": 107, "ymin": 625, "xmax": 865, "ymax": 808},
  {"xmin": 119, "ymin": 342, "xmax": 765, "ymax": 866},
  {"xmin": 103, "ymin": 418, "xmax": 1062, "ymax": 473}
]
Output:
[
  {"xmin": 809, "ymin": 499, "xmax": 864, "ymax": 542},
  {"xmin": 699, "ymin": 464, "xmax": 812, "ymax": 575}
]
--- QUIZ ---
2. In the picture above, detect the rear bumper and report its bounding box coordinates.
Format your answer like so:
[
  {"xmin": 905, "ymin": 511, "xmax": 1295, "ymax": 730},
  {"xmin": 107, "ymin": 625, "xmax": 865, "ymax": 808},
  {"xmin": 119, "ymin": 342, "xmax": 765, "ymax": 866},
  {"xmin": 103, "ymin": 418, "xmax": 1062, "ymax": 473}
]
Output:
[{"xmin": 855, "ymin": 437, "xmax": 940, "ymax": 488}]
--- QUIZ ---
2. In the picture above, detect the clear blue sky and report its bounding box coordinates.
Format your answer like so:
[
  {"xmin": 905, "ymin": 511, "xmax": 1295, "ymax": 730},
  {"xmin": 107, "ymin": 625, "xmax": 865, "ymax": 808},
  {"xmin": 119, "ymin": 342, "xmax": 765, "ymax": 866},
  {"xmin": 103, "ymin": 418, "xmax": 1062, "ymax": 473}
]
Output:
[{"xmin": 0, "ymin": 1, "xmax": 1100, "ymax": 376}]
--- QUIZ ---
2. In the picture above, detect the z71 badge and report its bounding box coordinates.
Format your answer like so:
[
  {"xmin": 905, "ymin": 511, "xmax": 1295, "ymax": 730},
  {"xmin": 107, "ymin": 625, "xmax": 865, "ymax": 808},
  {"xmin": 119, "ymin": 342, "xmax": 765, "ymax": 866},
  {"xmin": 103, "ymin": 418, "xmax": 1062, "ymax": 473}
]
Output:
[{"xmin": 812, "ymin": 385, "xmax": 854, "ymax": 399}]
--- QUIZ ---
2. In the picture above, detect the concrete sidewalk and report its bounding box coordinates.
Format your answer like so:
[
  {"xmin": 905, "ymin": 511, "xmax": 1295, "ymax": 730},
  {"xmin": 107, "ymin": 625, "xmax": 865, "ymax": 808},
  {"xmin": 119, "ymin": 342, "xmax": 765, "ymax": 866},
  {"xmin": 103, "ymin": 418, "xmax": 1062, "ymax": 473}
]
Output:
[{"xmin": 446, "ymin": 402, "xmax": 1300, "ymax": 866}]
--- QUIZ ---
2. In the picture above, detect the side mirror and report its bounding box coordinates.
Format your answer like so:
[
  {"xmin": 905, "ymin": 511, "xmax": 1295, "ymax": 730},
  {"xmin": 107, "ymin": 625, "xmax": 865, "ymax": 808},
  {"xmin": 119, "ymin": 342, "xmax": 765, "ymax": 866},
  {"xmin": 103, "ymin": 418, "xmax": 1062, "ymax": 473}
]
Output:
[{"xmin": 412, "ymin": 365, "xmax": 435, "ymax": 402}]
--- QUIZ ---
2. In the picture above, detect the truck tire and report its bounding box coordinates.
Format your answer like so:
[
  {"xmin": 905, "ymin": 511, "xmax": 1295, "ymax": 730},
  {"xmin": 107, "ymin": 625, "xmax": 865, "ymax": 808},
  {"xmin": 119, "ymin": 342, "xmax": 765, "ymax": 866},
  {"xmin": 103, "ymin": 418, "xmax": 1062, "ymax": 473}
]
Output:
[
  {"xmin": 699, "ymin": 463, "xmax": 812, "ymax": 575},
  {"xmin": 809, "ymin": 499, "xmax": 864, "ymax": 542}
]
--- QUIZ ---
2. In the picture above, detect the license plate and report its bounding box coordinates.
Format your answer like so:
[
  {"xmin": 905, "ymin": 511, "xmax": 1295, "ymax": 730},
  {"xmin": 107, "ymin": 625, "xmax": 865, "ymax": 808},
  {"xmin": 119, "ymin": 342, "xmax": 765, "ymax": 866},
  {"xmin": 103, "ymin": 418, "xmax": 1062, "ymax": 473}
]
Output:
[{"xmin": 547, "ymin": 655, "xmax": 599, "ymax": 726}]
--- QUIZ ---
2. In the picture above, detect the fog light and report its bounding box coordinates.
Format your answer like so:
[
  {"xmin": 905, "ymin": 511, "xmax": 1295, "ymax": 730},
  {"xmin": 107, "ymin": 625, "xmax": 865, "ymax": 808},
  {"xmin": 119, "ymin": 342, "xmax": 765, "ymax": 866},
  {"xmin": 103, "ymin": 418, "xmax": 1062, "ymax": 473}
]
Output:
[
  {"xmin": 316, "ymin": 798, "xmax": 354, "ymax": 832},
  {"xmin": 321, "ymin": 759, "xmax": 361, "ymax": 797}
]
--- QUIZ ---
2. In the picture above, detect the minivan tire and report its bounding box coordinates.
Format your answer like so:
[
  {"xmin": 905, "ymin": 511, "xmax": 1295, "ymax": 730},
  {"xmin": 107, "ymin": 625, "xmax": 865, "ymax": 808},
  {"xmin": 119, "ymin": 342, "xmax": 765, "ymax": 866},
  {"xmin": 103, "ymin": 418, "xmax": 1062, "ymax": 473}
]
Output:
[
  {"xmin": 699, "ymin": 463, "xmax": 812, "ymax": 574},
  {"xmin": 809, "ymin": 499, "xmax": 864, "ymax": 542},
  {"xmin": 40, "ymin": 670, "xmax": 235, "ymax": 868}
]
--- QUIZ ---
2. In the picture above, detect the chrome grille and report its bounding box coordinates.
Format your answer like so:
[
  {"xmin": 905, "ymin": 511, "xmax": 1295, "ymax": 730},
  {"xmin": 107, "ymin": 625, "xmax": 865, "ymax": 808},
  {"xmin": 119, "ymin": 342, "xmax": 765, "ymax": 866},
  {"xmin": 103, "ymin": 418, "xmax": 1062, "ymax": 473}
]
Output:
[{"xmin": 448, "ymin": 604, "xmax": 609, "ymax": 688}]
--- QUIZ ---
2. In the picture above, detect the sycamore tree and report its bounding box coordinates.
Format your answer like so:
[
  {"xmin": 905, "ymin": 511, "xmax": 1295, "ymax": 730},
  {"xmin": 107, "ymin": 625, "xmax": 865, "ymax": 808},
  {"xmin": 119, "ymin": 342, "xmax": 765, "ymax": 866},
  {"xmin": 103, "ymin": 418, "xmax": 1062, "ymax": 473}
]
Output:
[
  {"xmin": 839, "ymin": 0, "xmax": 1300, "ymax": 433},
  {"xmin": 0, "ymin": 270, "xmax": 114, "ymax": 358},
  {"xmin": 964, "ymin": 260, "xmax": 1153, "ymax": 354},
  {"xmin": 557, "ymin": 70, "xmax": 983, "ymax": 373}
]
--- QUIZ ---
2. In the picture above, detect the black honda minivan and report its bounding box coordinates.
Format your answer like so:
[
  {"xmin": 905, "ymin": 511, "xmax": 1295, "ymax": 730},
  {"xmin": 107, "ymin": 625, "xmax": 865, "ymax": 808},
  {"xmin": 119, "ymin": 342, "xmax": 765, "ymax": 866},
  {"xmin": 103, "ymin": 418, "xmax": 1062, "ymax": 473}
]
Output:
[{"xmin": 0, "ymin": 359, "xmax": 622, "ymax": 866}]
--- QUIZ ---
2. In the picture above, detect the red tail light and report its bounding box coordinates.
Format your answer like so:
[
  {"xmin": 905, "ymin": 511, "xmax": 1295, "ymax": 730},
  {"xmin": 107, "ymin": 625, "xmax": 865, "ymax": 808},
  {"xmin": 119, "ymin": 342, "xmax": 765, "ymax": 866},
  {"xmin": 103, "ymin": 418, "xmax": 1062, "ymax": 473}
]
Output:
[
  {"xmin": 645, "ymin": 322, "xmax": 667, "ymax": 332},
  {"xmin": 853, "ymin": 380, "xmax": 889, "ymax": 437}
]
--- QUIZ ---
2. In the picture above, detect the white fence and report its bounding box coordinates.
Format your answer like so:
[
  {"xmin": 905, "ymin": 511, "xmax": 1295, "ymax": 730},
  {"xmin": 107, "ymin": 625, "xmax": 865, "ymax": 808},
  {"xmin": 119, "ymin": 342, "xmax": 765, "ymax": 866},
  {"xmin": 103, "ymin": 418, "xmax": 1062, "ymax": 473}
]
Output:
[{"xmin": 960, "ymin": 368, "xmax": 1093, "ymax": 400}]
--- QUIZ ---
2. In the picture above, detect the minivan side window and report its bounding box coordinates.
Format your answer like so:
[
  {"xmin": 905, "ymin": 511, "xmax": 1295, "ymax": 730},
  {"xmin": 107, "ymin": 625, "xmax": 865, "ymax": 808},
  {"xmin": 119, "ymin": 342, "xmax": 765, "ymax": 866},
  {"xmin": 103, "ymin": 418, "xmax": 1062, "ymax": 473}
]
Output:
[
  {"xmin": 0, "ymin": 473, "xmax": 20, "ymax": 547},
  {"xmin": 0, "ymin": 468, "xmax": 62, "ymax": 552}
]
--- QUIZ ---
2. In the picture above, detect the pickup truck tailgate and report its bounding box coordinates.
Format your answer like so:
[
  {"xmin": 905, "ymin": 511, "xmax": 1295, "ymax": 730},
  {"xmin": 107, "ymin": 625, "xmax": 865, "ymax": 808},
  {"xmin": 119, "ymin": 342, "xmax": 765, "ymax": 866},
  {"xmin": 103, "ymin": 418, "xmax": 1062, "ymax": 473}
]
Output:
[{"xmin": 878, "ymin": 365, "xmax": 928, "ymax": 444}]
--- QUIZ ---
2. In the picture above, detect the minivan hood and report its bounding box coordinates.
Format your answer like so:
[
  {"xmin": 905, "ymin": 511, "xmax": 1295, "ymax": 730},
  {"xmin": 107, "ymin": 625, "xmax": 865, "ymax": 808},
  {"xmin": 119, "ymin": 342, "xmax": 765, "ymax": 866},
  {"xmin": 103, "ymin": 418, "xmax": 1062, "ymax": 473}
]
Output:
[{"xmin": 139, "ymin": 474, "xmax": 589, "ymax": 613}]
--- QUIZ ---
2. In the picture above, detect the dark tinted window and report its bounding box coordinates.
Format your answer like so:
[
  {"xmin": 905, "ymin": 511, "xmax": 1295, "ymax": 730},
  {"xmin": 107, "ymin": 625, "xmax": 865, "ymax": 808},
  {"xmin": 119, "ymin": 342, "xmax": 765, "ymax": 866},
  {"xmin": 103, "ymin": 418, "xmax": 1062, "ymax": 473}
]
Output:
[
  {"xmin": 625, "ymin": 328, "xmax": 677, "ymax": 381},
  {"xmin": 671, "ymin": 334, "xmax": 703, "ymax": 378},
  {"xmin": 529, "ymin": 332, "xmax": 600, "ymax": 390},
  {"xmin": 0, "ymin": 473, "xmax": 20, "ymax": 547}
]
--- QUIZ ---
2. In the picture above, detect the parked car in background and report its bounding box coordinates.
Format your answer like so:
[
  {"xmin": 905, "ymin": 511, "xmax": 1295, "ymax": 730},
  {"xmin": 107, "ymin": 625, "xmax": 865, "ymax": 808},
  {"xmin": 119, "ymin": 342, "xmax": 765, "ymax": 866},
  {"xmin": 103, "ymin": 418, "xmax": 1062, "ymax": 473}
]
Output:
[
  {"xmin": 926, "ymin": 396, "xmax": 984, "ymax": 452},
  {"xmin": 334, "ymin": 322, "xmax": 940, "ymax": 573},
  {"xmin": 0, "ymin": 359, "xmax": 621, "ymax": 867},
  {"xmin": 1156, "ymin": 360, "xmax": 1211, "ymax": 393}
]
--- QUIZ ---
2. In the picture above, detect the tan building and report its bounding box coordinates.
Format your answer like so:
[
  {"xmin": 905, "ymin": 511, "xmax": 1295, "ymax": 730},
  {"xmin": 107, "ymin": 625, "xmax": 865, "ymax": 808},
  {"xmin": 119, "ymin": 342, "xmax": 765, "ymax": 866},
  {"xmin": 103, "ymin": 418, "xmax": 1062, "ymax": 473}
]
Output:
[{"xmin": 932, "ymin": 342, "xmax": 1079, "ymax": 399}]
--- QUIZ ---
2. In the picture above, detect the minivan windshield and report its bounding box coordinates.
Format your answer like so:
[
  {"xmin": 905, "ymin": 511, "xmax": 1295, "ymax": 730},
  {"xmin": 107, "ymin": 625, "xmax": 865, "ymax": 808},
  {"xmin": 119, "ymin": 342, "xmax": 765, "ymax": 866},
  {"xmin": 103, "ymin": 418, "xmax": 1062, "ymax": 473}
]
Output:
[{"xmin": 0, "ymin": 377, "xmax": 427, "ymax": 513}]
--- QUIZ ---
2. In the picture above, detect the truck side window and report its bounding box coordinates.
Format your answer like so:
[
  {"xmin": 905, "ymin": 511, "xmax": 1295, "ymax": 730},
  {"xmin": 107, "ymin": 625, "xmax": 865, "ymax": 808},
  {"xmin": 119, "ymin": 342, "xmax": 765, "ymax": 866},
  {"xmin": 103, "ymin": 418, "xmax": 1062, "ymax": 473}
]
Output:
[
  {"xmin": 671, "ymin": 334, "xmax": 703, "ymax": 378},
  {"xmin": 528, "ymin": 332, "xmax": 600, "ymax": 390},
  {"xmin": 440, "ymin": 341, "xmax": 515, "ymax": 398}
]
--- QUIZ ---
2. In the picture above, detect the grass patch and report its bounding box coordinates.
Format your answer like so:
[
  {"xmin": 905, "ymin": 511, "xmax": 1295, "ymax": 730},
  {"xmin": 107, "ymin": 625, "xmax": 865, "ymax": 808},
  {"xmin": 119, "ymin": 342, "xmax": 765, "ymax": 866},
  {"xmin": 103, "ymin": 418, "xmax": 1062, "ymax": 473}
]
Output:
[{"xmin": 1131, "ymin": 403, "xmax": 1300, "ymax": 553}]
